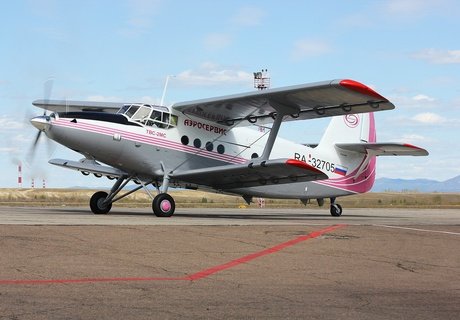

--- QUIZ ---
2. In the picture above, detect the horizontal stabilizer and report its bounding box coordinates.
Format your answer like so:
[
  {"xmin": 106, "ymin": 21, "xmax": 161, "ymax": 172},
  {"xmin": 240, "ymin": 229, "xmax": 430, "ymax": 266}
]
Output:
[
  {"xmin": 49, "ymin": 158, "xmax": 127, "ymax": 177},
  {"xmin": 336, "ymin": 143, "xmax": 429, "ymax": 156},
  {"xmin": 172, "ymin": 158, "xmax": 328, "ymax": 190}
]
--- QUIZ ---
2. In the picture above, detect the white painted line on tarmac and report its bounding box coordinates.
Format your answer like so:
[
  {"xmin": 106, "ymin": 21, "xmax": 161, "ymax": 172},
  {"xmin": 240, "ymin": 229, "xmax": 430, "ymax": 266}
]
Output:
[{"xmin": 375, "ymin": 224, "xmax": 460, "ymax": 236}]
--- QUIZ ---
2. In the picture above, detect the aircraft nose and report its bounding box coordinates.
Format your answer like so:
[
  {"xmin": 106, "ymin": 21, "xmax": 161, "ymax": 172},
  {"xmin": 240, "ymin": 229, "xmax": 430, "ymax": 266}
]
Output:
[{"xmin": 30, "ymin": 115, "xmax": 50, "ymax": 131}]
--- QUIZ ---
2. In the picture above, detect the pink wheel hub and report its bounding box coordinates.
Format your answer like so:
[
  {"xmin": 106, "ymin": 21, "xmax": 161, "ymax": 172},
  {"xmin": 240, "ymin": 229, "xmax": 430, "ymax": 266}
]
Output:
[{"xmin": 160, "ymin": 200, "xmax": 171, "ymax": 212}]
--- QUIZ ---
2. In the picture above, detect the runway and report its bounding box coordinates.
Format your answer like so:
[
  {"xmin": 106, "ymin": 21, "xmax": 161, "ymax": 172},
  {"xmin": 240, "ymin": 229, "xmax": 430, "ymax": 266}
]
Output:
[
  {"xmin": 1, "ymin": 206, "xmax": 459, "ymax": 226},
  {"xmin": 0, "ymin": 206, "xmax": 459, "ymax": 319}
]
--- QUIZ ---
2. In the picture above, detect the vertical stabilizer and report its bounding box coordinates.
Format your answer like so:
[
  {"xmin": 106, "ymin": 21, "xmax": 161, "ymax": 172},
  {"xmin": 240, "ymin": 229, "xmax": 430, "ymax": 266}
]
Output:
[
  {"xmin": 319, "ymin": 113, "xmax": 374, "ymax": 146},
  {"xmin": 316, "ymin": 113, "xmax": 377, "ymax": 193}
]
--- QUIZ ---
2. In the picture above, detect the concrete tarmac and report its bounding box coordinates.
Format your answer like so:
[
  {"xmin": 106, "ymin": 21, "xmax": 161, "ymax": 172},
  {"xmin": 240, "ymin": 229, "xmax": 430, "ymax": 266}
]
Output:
[{"xmin": 0, "ymin": 206, "xmax": 459, "ymax": 319}]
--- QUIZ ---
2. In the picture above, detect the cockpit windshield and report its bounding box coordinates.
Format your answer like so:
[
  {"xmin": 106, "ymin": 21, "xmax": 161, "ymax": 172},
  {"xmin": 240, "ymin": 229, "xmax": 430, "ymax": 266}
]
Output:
[{"xmin": 117, "ymin": 104, "xmax": 178, "ymax": 129}]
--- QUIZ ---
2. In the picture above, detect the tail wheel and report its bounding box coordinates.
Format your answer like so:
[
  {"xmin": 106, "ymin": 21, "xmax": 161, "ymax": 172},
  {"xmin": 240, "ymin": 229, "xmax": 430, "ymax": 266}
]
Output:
[
  {"xmin": 330, "ymin": 203, "xmax": 343, "ymax": 217},
  {"xmin": 152, "ymin": 193, "xmax": 175, "ymax": 217},
  {"xmin": 90, "ymin": 191, "xmax": 112, "ymax": 214}
]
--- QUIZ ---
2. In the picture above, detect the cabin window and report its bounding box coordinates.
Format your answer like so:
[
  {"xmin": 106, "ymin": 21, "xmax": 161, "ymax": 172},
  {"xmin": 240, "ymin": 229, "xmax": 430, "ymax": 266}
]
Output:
[
  {"xmin": 205, "ymin": 142, "xmax": 213, "ymax": 151},
  {"xmin": 217, "ymin": 144, "xmax": 225, "ymax": 154},
  {"xmin": 193, "ymin": 138, "xmax": 201, "ymax": 148},
  {"xmin": 181, "ymin": 135, "xmax": 189, "ymax": 145}
]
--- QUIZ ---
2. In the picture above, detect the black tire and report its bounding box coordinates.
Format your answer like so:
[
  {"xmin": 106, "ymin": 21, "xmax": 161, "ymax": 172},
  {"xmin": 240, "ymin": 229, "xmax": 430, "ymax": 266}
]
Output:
[
  {"xmin": 90, "ymin": 191, "xmax": 112, "ymax": 214},
  {"xmin": 330, "ymin": 203, "xmax": 343, "ymax": 217},
  {"xmin": 152, "ymin": 193, "xmax": 175, "ymax": 217}
]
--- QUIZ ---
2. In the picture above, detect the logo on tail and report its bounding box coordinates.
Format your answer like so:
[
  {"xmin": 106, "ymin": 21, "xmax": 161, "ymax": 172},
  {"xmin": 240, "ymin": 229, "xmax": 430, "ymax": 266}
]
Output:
[{"xmin": 344, "ymin": 114, "xmax": 359, "ymax": 128}]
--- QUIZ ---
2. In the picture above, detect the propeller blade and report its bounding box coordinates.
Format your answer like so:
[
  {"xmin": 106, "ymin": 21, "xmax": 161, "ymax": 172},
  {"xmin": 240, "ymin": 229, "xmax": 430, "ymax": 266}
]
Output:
[
  {"xmin": 27, "ymin": 77, "xmax": 55, "ymax": 162},
  {"xmin": 33, "ymin": 130, "xmax": 42, "ymax": 147},
  {"xmin": 43, "ymin": 77, "xmax": 54, "ymax": 115},
  {"xmin": 27, "ymin": 131, "xmax": 42, "ymax": 161}
]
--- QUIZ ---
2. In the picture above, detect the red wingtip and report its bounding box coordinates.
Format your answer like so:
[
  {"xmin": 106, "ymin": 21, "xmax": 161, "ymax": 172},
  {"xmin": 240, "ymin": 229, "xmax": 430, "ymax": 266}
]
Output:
[
  {"xmin": 403, "ymin": 143, "xmax": 421, "ymax": 149},
  {"xmin": 286, "ymin": 159, "xmax": 323, "ymax": 174},
  {"xmin": 403, "ymin": 143, "xmax": 429, "ymax": 155},
  {"xmin": 339, "ymin": 79, "xmax": 386, "ymax": 100}
]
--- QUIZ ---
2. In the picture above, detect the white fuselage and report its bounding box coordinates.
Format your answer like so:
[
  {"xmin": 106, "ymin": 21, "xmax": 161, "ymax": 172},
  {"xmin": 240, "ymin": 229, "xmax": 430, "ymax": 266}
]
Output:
[{"xmin": 45, "ymin": 110, "xmax": 369, "ymax": 199}]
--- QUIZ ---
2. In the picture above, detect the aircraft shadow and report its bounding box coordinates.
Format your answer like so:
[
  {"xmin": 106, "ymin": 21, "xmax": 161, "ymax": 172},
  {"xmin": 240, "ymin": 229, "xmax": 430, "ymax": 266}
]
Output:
[{"xmin": 45, "ymin": 207, "xmax": 402, "ymax": 220}]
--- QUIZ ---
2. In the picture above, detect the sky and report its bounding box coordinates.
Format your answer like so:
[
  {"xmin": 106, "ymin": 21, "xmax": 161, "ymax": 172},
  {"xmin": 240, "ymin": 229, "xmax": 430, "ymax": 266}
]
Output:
[{"xmin": 0, "ymin": 0, "xmax": 459, "ymax": 188}]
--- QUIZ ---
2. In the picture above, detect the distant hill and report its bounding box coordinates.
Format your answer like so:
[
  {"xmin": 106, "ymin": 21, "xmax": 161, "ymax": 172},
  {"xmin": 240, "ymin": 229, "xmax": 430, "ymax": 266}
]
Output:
[{"xmin": 372, "ymin": 175, "xmax": 460, "ymax": 192}]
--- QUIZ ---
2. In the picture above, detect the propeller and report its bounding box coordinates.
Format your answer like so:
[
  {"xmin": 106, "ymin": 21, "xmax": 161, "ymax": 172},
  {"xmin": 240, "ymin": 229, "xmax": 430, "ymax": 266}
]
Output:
[{"xmin": 27, "ymin": 78, "xmax": 55, "ymax": 162}]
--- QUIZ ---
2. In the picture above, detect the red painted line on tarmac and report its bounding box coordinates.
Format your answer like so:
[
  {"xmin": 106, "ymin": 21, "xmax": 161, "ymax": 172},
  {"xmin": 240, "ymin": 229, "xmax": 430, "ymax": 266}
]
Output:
[
  {"xmin": 0, "ymin": 224, "xmax": 346, "ymax": 285},
  {"xmin": 185, "ymin": 224, "xmax": 346, "ymax": 281},
  {"xmin": 0, "ymin": 277, "xmax": 184, "ymax": 285}
]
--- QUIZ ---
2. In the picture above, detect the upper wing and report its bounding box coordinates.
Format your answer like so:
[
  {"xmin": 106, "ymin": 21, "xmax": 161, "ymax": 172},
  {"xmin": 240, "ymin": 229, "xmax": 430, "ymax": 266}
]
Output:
[
  {"xmin": 33, "ymin": 99, "xmax": 126, "ymax": 113},
  {"xmin": 172, "ymin": 79, "xmax": 394, "ymax": 125},
  {"xmin": 336, "ymin": 143, "xmax": 429, "ymax": 156},
  {"xmin": 172, "ymin": 158, "xmax": 328, "ymax": 190}
]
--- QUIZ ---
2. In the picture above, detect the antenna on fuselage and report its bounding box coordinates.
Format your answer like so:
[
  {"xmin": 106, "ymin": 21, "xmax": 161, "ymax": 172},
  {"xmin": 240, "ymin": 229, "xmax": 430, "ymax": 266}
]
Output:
[
  {"xmin": 160, "ymin": 75, "xmax": 175, "ymax": 106},
  {"xmin": 253, "ymin": 69, "xmax": 270, "ymax": 90}
]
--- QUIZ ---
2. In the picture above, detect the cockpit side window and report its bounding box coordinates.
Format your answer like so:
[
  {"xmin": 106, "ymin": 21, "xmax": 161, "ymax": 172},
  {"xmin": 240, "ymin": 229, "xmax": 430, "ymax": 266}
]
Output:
[
  {"xmin": 117, "ymin": 105, "xmax": 130, "ymax": 114},
  {"xmin": 118, "ymin": 104, "xmax": 178, "ymax": 129},
  {"xmin": 125, "ymin": 105, "xmax": 139, "ymax": 118},
  {"xmin": 170, "ymin": 115, "xmax": 178, "ymax": 126},
  {"xmin": 132, "ymin": 106, "xmax": 151, "ymax": 122}
]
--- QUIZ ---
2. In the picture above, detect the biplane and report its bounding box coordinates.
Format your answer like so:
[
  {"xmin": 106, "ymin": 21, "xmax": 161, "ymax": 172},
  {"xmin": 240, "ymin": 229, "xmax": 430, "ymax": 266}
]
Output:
[{"xmin": 30, "ymin": 79, "xmax": 428, "ymax": 217}]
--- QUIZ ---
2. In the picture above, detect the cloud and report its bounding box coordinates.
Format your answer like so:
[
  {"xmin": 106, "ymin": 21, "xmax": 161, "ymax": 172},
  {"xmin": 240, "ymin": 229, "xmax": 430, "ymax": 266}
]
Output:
[
  {"xmin": 203, "ymin": 33, "xmax": 233, "ymax": 51},
  {"xmin": 0, "ymin": 147, "xmax": 19, "ymax": 154},
  {"xmin": 395, "ymin": 133, "xmax": 433, "ymax": 144},
  {"xmin": 340, "ymin": 0, "xmax": 453, "ymax": 29},
  {"xmin": 390, "ymin": 93, "xmax": 437, "ymax": 108},
  {"xmin": 176, "ymin": 63, "xmax": 252, "ymax": 86},
  {"xmin": 231, "ymin": 6, "xmax": 266, "ymax": 26},
  {"xmin": 0, "ymin": 116, "xmax": 24, "ymax": 130},
  {"xmin": 383, "ymin": 0, "xmax": 438, "ymax": 15},
  {"xmin": 412, "ymin": 49, "xmax": 460, "ymax": 64},
  {"xmin": 411, "ymin": 112, "xmax": 446, "ymax": 124},
  {"xmin": 138, "ymin": 96, "xmax": 161, "ymax": 105},
  {"xmin": 412, "ymin": 94, "xmax": 435, "ymax": 102},
  {"xmin": 291, "ymin": 39, "xmax": 331, "ymax": 61},
  {"xmin": 120, "ymin": 0, "xmax": 163, "ymax": 37}
]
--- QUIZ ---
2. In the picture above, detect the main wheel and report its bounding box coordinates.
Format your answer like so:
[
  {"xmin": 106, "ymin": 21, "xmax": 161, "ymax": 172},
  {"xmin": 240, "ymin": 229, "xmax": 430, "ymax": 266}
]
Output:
[
  {"xmin": 152, "ymin": 193, "xmax": 175, "ymax": 217},
  {"xmin": 90, "ymin": 191, "xmax": 112, "ymax": 214},
  {"xmin": 330, "ymin": 203, "xmax": 343, "ymax": 217}
]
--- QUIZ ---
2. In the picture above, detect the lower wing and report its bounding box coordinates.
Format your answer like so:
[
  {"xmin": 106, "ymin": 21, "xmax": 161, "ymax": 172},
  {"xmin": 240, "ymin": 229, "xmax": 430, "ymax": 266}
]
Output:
[
  {"xmin": 172, "ymin": 158, "xmax": 328, "ymax": 190},
  {"xmin": 49, "ymin": 158, "xmax": 127, "ymax": 177}
]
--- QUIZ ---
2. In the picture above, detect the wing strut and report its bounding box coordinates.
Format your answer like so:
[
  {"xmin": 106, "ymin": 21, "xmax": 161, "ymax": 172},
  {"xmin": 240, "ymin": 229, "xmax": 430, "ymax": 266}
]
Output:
[{"xmin": 260, "ymin": 112, "xmax": 285, "ymax": 160}]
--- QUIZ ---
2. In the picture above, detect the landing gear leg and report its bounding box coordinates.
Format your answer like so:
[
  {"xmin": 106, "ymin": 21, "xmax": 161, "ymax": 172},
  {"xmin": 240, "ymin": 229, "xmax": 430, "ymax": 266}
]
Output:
[
  {"xmin": 151, "ymin": 170, "xmax": 175, "ymax": 217},
  {"xmin": 330, "ymin": 197, "xmax": 343, "ymax": 217}
]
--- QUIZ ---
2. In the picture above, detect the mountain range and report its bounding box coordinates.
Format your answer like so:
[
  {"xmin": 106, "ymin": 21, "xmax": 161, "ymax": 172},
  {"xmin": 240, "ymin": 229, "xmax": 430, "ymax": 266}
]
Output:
[{"xmin": 372, "ymin": 175, "xmax": 460, "ymax": 193}]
